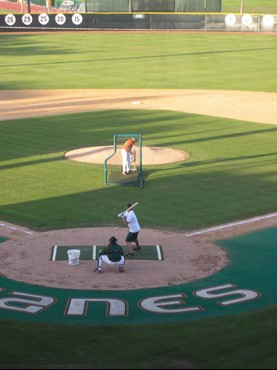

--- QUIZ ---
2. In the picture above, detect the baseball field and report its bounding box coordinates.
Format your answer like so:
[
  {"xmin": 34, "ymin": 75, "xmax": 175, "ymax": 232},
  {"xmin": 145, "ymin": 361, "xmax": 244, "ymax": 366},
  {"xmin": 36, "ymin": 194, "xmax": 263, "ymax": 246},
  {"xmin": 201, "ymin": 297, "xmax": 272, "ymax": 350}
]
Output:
[{"xmin": 0, "ymin": 16, "xmax": 277, "ymax": 370}]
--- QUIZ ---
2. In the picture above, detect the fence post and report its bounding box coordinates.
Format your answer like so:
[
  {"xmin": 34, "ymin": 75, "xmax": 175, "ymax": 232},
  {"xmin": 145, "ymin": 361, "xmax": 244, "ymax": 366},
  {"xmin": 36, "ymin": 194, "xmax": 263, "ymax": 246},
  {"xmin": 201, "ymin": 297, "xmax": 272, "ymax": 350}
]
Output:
[{"xmin": 240, "ymin": 0, "xmax": 244, "ymax": 14}]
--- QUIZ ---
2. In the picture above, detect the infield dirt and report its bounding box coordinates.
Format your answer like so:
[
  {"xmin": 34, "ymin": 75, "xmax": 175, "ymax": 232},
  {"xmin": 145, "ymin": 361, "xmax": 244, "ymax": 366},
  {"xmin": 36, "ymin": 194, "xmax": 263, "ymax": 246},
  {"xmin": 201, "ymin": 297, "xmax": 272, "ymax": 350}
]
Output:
[{"xmin": 0, "ymin": 89, "xmax": 276, "ymax": 124}]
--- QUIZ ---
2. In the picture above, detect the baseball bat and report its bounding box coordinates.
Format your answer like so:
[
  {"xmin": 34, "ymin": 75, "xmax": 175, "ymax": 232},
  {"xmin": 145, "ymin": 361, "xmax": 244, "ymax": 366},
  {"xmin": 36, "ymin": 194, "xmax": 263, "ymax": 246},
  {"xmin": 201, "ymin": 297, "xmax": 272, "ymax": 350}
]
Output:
[
  {"xmin": 126, "ymin": 202, "xmax": 138, "ymax": 212},
  {"xmin": 118, "ymin": 202, "xmax": 139, "ymax": 218}
]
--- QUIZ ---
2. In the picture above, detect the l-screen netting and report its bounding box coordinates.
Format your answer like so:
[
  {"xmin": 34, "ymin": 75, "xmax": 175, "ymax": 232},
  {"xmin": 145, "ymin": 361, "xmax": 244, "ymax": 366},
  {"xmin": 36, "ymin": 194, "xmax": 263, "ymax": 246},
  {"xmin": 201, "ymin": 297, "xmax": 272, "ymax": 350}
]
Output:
[{"xmin": 106, "ymin": 137, "xmax": 141, "ymax": 185}]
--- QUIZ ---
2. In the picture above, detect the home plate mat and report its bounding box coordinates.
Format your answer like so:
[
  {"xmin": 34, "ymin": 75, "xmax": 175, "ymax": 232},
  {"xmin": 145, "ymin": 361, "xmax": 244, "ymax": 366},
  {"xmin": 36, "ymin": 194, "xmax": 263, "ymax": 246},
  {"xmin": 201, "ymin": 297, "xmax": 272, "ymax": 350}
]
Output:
[{"xmin": 51, "ymin": 245, "xmax": 163, "ymax": 261}]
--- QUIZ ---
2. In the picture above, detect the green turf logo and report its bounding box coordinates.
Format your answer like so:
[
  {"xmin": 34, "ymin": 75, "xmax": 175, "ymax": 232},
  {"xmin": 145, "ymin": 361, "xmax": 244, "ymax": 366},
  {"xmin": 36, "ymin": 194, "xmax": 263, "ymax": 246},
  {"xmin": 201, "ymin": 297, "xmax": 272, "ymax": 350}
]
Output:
[
  {"xmin": 0, "ymin": 284, "xmax": 260, "ymax": 319},
  {"xmin": 0, "ymin": 227, "xmax": 276, "ymax": 325}
]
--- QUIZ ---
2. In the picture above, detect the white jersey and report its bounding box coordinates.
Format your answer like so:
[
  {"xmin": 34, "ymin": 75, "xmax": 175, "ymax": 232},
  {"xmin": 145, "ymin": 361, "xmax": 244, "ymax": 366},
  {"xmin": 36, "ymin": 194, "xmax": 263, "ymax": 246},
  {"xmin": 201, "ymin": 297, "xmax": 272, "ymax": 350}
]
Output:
[{"xmin": 125, "ymin": 210, "xmax": 140, "ymax": 233}]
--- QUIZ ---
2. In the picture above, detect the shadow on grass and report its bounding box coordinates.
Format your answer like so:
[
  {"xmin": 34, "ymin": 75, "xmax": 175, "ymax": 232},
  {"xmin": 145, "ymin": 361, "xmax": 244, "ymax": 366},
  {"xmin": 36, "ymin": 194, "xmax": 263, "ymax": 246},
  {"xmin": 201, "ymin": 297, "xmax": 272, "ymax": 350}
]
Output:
[
  {"xmin": 148, "ymin": 151, "xmax": 277, "ymax": 175},
  {"xmin": 0, "ymin": 110, "xmax": 189, "ymax": 161},
  {"xmin": 0, "ymin": 34, "xmax": 83, "ymax": 57},
  {"xmin": 2, "ymin": 45, "xmax": 277, "ymax": 67},
  {"xmin": 0, "ymin": 110, "xmax": 277, "ymax": 231},
  {"xmin": 0, "ymin": 168, "xmax": 276, "ymax": 231},
  {"xmin": 1, "ymin": 109, "xmax": 277, "ymax": 163}
]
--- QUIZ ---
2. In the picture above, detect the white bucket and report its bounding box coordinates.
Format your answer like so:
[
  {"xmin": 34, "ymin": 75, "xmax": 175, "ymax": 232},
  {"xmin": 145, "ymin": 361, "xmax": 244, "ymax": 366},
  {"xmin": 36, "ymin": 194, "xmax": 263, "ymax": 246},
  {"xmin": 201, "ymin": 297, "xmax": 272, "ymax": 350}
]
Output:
[{"xmin": 67, "ymin": 249, "xmax": 81, "ymax": 266}]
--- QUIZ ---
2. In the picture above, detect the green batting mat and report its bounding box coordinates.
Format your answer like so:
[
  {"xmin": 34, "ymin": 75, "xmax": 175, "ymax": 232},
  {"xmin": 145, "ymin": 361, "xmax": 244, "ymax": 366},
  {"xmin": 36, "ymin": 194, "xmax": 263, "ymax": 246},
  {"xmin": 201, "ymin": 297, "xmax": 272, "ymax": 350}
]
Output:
[
  {"xmin": 0, "ymin": 237, "xmax": 9, "ymax": 244},
  {"xmin": 108, "ymin": 168, "xmax": 141, "ymax": 186},
  {"xmin": 51, "ymin": 245, "xmax": 163, "ymax": 261}
]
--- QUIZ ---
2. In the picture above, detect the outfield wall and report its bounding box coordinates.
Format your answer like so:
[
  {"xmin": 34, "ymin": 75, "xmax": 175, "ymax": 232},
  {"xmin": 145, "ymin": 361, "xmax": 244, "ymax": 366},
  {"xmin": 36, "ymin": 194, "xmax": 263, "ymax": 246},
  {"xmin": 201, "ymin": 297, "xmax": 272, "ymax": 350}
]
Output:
[{"xmin": 0, "ymin": 13, "xmax": 276, "ymax": 32}]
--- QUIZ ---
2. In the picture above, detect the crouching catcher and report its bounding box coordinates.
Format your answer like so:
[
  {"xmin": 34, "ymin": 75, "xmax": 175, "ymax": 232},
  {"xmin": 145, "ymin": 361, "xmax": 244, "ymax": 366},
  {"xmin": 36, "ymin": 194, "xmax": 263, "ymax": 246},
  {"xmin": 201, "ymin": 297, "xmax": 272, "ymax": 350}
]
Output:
[{"xmin": 94, "ymin": 236, "xmax": 125, "ymax": 274}]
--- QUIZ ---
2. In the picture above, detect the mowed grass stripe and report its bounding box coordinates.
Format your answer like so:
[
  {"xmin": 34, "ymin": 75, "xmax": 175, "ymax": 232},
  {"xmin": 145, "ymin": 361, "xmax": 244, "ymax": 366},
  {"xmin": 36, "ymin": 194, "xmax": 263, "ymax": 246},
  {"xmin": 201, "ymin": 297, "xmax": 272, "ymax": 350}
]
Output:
[{"xmin": 0, "ymin": 33, "xmax": 276, "ymax": 91}]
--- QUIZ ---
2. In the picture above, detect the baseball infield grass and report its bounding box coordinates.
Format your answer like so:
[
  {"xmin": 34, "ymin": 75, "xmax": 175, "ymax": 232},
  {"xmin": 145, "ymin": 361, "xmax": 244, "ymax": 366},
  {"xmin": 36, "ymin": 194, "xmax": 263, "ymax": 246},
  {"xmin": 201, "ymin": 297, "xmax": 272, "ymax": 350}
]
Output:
[
  {"xmin": 0, "ymin": 32, "xmax": 276, "ymax": 369},
  {"xmin": 1, "ymin": 110, "xmax": 277, "ymax": 231}
]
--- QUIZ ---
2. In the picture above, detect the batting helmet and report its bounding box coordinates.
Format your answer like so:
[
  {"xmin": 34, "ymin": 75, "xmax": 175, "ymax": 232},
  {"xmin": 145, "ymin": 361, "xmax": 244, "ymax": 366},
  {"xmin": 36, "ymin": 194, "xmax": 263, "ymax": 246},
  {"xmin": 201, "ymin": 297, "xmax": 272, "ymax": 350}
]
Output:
[{"xmin": 109, "ymin": 236, "xmax": 118, "ymax": 243}]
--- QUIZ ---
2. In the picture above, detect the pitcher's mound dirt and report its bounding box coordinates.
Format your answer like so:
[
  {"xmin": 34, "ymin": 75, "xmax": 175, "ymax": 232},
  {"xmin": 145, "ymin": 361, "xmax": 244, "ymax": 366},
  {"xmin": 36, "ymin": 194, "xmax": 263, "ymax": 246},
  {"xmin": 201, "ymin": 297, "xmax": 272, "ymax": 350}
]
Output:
[{"xmin": 65, "ymin": 146, "xmax": 189, "ymax": 165}]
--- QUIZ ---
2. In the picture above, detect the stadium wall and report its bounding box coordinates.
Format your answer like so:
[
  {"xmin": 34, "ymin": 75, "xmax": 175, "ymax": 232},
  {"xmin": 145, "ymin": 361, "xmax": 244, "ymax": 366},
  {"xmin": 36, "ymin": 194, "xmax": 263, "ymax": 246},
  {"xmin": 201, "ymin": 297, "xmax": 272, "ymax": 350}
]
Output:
[{"xmin": 0, "ymin": 13, "xmax": 276, "ymax": 32}]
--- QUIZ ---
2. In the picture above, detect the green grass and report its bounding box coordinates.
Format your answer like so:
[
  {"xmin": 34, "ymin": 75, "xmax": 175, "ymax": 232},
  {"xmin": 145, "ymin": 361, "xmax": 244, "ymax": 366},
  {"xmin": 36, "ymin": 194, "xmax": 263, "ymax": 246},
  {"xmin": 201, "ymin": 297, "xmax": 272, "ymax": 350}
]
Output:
[
  {"xmin": 1, "ymin": 110, "xmax": 277, "ymax": 231},
  {"xmin": 0, "ymin": 305, "xmax": 276, "ymax": 369},
  {"xmin": 0, "ymin": 236, "xmax": 9, "ymax": 243},
  {"xmin": 0, "ymin": 33, "xmax": 276, "ymax": 92}
]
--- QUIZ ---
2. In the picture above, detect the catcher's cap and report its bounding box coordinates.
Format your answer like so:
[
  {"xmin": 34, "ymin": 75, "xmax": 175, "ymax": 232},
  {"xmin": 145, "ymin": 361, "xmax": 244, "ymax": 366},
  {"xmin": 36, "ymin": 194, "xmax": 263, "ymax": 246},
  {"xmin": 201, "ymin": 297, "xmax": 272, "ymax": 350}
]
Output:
[
  {"xmin": 109, "ymin": 236, "xmax": 118, "ymax": 243},
  {"xmin": 131, "ymin": 137, "xmax": 137, "ymax": 142}
]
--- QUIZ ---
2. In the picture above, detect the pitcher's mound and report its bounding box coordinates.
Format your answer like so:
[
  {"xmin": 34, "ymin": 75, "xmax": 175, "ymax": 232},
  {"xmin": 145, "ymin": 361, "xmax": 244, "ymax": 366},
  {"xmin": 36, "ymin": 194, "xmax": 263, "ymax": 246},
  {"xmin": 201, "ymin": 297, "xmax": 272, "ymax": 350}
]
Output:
[{"xmin": 65, "ymin": 146, "xmax": 189, "ymax": 165}]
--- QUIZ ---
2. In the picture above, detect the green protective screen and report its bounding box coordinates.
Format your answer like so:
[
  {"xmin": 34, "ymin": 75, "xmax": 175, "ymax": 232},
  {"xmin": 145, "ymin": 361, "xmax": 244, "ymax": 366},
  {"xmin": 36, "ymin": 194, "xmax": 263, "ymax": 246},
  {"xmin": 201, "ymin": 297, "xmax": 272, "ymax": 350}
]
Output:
[{"xmin": 104, "ymin": 134, "xmax": 144, "ymax": 187}]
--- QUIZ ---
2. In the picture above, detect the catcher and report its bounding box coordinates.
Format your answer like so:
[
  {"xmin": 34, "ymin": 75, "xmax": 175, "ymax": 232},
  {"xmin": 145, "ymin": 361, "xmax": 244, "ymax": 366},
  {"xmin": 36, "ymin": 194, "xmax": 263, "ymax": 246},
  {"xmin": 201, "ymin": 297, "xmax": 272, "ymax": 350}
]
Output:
[{"xmin": 94, "ymin": 236, "xmax": 125, "ymax": 274}]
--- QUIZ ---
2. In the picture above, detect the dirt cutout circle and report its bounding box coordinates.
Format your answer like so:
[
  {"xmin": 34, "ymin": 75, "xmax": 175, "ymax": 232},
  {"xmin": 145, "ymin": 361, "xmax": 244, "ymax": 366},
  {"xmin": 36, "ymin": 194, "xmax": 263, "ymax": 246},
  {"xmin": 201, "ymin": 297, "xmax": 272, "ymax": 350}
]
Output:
[{"xmin": 0, "ymin": 226, "xmax": 228, "ymax": 291}]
